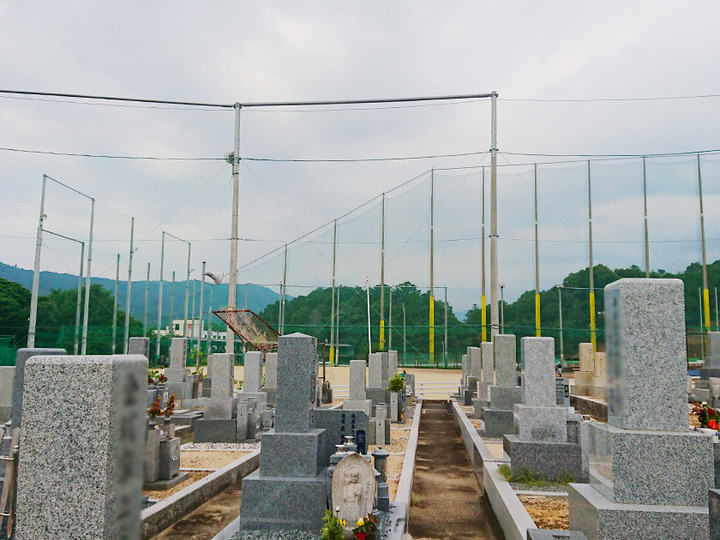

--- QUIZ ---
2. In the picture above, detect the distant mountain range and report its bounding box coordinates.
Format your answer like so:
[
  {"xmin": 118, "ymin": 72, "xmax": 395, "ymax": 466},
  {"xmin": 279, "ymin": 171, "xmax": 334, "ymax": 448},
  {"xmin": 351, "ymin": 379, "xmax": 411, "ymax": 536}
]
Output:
[{"xmin": 0, "ymin": 262, "xmax": 289, "ymax": 325}]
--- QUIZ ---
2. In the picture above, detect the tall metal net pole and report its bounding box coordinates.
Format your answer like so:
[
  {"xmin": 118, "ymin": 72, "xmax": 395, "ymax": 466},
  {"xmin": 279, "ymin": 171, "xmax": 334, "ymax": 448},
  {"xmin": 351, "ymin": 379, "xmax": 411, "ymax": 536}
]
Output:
[
  {"xmin": 111, "ymin": 253, "xmax": 119, "ymax": 354},
  {"xmin": 123, "ymin": 217, "xmax": 134, "ymax": 353},
  {"xmin": 643, "ymin": 157, "xmax": 650, "ymax": 278},
  {"xmin": 698, "ymin": 154, "xmax": 711, "ymax": 343},
  {"xmin": 587, "ymin": 161, "xmax": 596, "ymax": 352},
  {"xmin": 74, "ymin": 242, "xmax": 85, "ymax": 355},
  {"xmin": 380, "ymin": 193, "xmax": 385, "ymax": 350},
  {"xmin": 534, "ymin": 163, "xmax": 541, "ymax": 337},
  {"xmin": 28, "ymin": 175, "xmax": 47, "ymax": 348},
  {"xmin": 429, "ymin": 170, "xmax": 435, "ymax": 362},
  {"xmin": 80, "ymin": 198, "xmax": 94, "ymax": 355},
  {"xmin": 481, "ymin": 167, "xmax": 486, "ymax": 343},
  {"xmin": 155, "ymin": 231, "xmax": 165, "ymax": 362},
  {"xmin": 330, "ymin": 220, "xmax": 337, "ymax": 364},
  {"xmin": 144, "ymin": 263, "xmax": 150, "ymax": 338},
  {"xmin": 226, "ymin": 103, "xmax": 242, "ymax": 355},
  {"xmin": 489, "ymin": 91, "xmax": 500, "ymax": 338}
]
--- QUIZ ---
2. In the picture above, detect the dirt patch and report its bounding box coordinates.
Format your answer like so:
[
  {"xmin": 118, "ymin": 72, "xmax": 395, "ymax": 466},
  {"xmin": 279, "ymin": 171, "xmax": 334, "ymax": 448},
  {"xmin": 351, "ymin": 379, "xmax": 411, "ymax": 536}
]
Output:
[
  {"xmin": 408, "ymin": 401, "xmax": 504, "ymax": 540},
  {"xmin": 180, "ymin": 451, "xmax": 250, "ymax": 470},
  {"xmin": 470, "ymin": 420, "xmax": 484, "ymax": 429},
  {"xmin": 518, "ymin": 495, "xmax": 569, "ymax": 530},
  {"xmin": 144, "ymin": 471, "xmax": 212, "ymax": 500},
  {"xmin": 151, "ymin": 479, "xmax": 243, "ymax": 539}
]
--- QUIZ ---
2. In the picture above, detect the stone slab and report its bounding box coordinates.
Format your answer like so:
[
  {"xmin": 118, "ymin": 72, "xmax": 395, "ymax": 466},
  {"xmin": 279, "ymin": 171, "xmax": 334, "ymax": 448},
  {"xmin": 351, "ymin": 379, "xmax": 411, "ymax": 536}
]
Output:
[
  {"xmin": 469, "ymin": 347, "xmax": 483, "ymax": 379},
  {"xmin": 366, "ymin": 387, "xmax": 389, "ymax": 406},
  {"xmin": 494, "ymin": 334, "xmax": 517, "ymax": 386},
  {"xmin": 482, "ymin": 408, "xmax": 515, "ymax": 438},
  {"xmin": 204, "ymin": 397, "xmax": 239, "ymax": 420},
  {"xmin": 588, "ymin": 421, "xmax": 713, "ymax": 506},
  {"xmin": 0, "ymin": 367, "xmax": 15, "ymax": 407},
  {"xmin": 593, "ymin": 352, "xmax": 607, "ymax": 377},
  {"xmin": 128, "ymin": 337, "xmax": 150, "ymax": 358},
  {"xmin": 368, "ymin": 353, "xmax": 383, "ymax": 388},
  {"xmin": 343, "ymin": 399, "xmax": 373, "ymax": 417},
  {"xmin": 388, "ymin": 350, "xmax": 398, "ymax": 376},
  {"xmin": 158, "ymin": 437, "xmax": 181, "ymax": 480},
  {"xmin": 236, "ymin": 391, "xmax": 267, "ymax": 413},
  {"xmin": 243, "ymin": 351, "xmax": 263, "ymax": 393},
  {"xmin": 710, "ymin": 488, "xmax": 720, "ymax": 540},
  {"xmin": 349, "ymin": 359, "xmax": 367, "ymax": 400},
  {"xmin": 239, "ymin": 471, "xmax": 328, "ymax": 531},
  {"xmin": 521, "ymin": 337, "xmax": 556, "ymax": 407},
  {"xmin": 264, "ymin": 352, "xmax": 278, "ymax": 388},
  {"xmin": 275, "ymin": 333, "xmax": 316, "ymax": 433},
  {"xmin": 169, "ymin": 338, "xmax": 188, "ymax": 369},
  {"xmin": 12, "ymin": 347, "xmax": 65, "ymax": 429},
  {"xmin": 504, "ymin": 434, "xmax": 583, "ymax": 482},
  {"xmin": 514, "ymin": 404, "xmax": 567, "ymax": 442},
  {"xmin": 605, "ymin": 278, "xmax": 687, "ymax": 431},
  {"xmin": 568, "ymin": 482, "xmax": 709, "ymax": 540},
  {"xmin": 259, "ymin": 429, "xmax": 327, "ymax": 477},
  {"xmin": 16, "ymin": 355, "xmax": 146, "ymax": 539},
  {"xmin": 481, "ymin": 342, "xmax": 494, "ymax": 383},
  {"xmin": 526, "ymin": 530, "xmax": 588, "ymax": 540},
  {"xmin": 579, "ymin": 342, "xmax": 594, "ymax": 373},
  {"xmin": 490, "ymin": 385, "xmax": 523, "ymax": 411},
  {"xmin": 193, "ymin": 418, "xmax": 237, "ymax": 443},
  {"xmin": 708, "ymin": 333, "xmax": 720, "ymax": 368},
  {"xmin": 313, "ymin": 408, "xmax": 369, "ymax": 456},
  {"xmin": 208, "ymin": 353, "xmax": 234, "ymax": 399},
  {"xmin": 143, "ymin": 471, "xmax": 190, "ymax": 491}
]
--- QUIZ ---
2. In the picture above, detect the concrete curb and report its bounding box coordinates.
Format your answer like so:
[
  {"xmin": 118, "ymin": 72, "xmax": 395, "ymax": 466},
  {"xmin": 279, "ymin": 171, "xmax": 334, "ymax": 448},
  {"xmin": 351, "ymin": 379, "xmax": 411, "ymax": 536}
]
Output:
[
  {"xmin": 484, "ymin": 461, "xmax": 536, "ymax": 540},
  {"xmin": 395, "ymin": 401, "xmax": 423, "ymax": 505},
  {"xmin": 141, "ymin": 449, "xmax": 261, "ymax": 539}
]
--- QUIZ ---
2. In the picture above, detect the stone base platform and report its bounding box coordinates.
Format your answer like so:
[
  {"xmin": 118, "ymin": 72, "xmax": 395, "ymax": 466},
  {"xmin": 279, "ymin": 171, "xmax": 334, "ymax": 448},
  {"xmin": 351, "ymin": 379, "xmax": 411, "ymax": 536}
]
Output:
[
  {"xmin": 143, "ymin": 471, "xmax": 190, "ymax": 491},
  {"xmin": 194, "ymin": 419, "xmax": 237, "ymax": 443},
  {"xmin": 481, "ymin": 408, "xmax": 514, "ymax": 439},
  {"xmin": 471, "ymin": 397, "xmax": 489, "ymax": 416},
  {"xmin": 568, "ymin": 482, "xmax": 708, "ymax": 540},
  {"xmin": 239, "ymin": 471, "xmax": 328, "ymax": 531},
  {"xmin": 503, "ymin": 434, "xmax": 583, "ymax": 482}
]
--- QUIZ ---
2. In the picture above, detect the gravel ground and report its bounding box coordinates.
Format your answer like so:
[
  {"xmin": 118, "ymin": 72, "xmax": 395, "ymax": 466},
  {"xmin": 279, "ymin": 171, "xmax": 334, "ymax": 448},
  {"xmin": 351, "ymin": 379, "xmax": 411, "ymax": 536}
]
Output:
[
  {"xmin": 233, "ymin": 531, "xmax": 321, "ymax": 539},
  {"xmin": 181, "ymin": 441, "xmax": 261, "ymax": 451},
  {"xmin": 181, "ymin": 450, "xmax": 251, "ymax": 470}
]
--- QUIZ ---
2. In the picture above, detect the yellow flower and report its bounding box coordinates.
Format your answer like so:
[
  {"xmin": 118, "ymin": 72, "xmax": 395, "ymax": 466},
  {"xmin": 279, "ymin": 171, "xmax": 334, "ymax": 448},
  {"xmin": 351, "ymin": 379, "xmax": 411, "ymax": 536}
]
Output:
[
  {"xmin": 357, "ymin": 518, "xmax": 364, "ymax": 526},
  {"xmin": 340, "ymin": 520, "xmax": 346, "ymax": 527}
]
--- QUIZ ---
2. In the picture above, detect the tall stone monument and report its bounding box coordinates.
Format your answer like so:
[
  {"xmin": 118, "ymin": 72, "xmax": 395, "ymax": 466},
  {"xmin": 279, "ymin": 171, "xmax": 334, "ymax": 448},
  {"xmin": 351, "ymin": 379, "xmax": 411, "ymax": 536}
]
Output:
[
  {"xmin": 474, "ymin": 342, "xmax": 494, "ymax": 411},
  {"xmin": 164, "ymin": 337, "xmax": 193, "ymax": 401},
  {"xmin": 15, "ymin": 355, "xmax": 147, "ymax": 539},
  {"xmin": 343, "ymin": 359, "xmax": 372, "ymax": 416},
  {"xmin": 481, "ymin": 334, "xmax": 522, "ymax": 437},
  {"xmin": 569, "ymin": 278, "xmax": 714, "ymax": 538},
  {"xmin": 503, "ymin": 337, "xmax": 583, "ymax": 481},
  {"xmin": 195, "ymin": 352, "xmax": 238, "ymax": 442},
  {"xmin": 11, "ymin": 347, "xmax": 65, "ymax": 430},
  {"xmin": 262, "ymin": 351, "xmax": 278, "ymax": 406},
  {"xmin": 237, "ymin": 351, "xmax": 268, "ymax": 411},
  {"xmin": 239, "ymin": 333, "xmax": 330, "ymax": 531}
]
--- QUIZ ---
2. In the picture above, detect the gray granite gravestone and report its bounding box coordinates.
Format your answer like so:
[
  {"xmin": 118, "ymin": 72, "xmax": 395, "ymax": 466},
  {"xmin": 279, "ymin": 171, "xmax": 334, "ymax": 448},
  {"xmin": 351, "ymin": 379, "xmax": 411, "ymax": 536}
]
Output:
[
  {"xmin": 388, "ymin": 350, "xmax": 398, "ymax": 376},
  {"xmin": 15, "ymin": 355, "xmax": 146, "ymax": 539},
  {"xmin": 0, "ymin": 367, "xmax": 14, "ymax": 424},
  {"xmin": 503, "ymin": 337, "xmax": 583, "ymax": 482},
  {"xmin": 165, "ymin": 338, "xmax": 193, "ymax": 401},
  {"xmin": 474, "ymin": 342, "xmax": 494, "ymax": 411},
  {"xmin": 368, "ymin": 353, "xmax": 383, "ymax": 389},
  {"xmin": 11, "ymin": 347, "xmax": 65, "ymax": 430},
  {"xmin": 262, "ymin": 351, "xmax": 278, "ymax": 406},
  {"xmin": 239, "ymin": 333, "xmax": 329, "ymax": 531},
  {"xmin": 569, "ymin": 278, "xmax": 714, "ymax": 539},
  {"xmin": 344, "ymin": 359, "xmax": 372, "ymax": 416},
  {"xmin": 574, "ymin": 343, "xmax": 594, "ymax": 397},
  {"xmin": 238, "ymin": 351, "xmax": 268, "ymax": 411},
  {"xmin": 128, "ymin": 336, "xmax": 150, "ymax": 357},
  {"xmin": 480, "ymin": 334, "xmax": 522, "ymax": 437},
  {"xmin": 461, "ymin": 353, "xmax": 469, "ymax": 390},
  {"xmin": 195, "ymin": 352, "xmax": 238, "ymax": 442}
]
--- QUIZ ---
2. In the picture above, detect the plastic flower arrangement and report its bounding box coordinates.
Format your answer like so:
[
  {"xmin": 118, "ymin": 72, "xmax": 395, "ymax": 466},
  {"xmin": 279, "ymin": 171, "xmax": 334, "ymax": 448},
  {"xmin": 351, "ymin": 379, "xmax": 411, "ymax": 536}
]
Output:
[
  {"xmin": 692, "ymin": 402, "xmax": 720, "ymax": 430},
  {"xmin": 321, "ymin": 507, "xmax": 345, "ymax": 540},
  {"xmin": 352, "ymin": 513, "xmax": 378, "ymax": 540}
]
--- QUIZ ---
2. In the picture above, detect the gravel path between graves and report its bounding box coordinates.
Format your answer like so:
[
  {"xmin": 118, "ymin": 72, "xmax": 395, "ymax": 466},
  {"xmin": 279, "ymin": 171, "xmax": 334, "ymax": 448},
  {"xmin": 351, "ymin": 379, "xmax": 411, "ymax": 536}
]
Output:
[
  {"xmin": 144, "ymin": 471, "xmax": 213, "ymax": 501},
  {"xmin": 408, "ymin": 401, "xmax": 505, "ymax": 540}
]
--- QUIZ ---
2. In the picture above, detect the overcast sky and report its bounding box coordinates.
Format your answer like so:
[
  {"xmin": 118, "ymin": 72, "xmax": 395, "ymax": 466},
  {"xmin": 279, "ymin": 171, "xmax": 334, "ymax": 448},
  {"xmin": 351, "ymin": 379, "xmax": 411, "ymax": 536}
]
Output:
[{"xmin": 1, "ymin": 1, "xmax": 720, "ymax": 314}]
